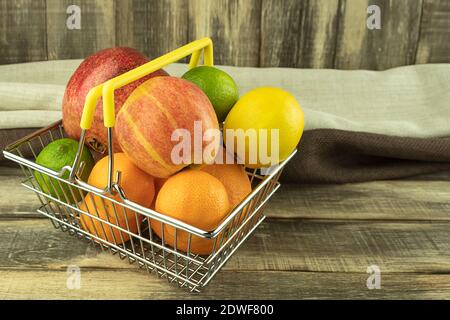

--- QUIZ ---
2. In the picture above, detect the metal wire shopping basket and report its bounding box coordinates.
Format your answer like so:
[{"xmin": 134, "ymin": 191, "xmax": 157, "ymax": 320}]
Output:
[{"xmin": 2, "ymin": 38, "xmax": 297, "ymax": 292}]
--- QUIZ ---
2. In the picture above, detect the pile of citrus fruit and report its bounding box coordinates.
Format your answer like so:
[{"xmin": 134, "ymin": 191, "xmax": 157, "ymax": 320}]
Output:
[{"xmin": 35, "ymin": 47, "xmax": 304, "ymax": 256}]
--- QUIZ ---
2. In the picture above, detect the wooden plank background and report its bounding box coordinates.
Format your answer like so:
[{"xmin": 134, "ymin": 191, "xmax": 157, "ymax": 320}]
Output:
[
  {"xmin": 1, "ymin": 166, "xmax": 450, "ymax": 299},
  {"xmin": 0, "ymin": 0, "xmax": 449, "ymax": 69}
]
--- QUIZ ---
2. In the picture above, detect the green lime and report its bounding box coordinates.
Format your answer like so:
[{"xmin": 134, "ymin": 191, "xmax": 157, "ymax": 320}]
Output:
[
  {"xmin": 182, "ymin": 66, "xmax": 239, "ymax": 122},
  {"xmin": 35, "ymin": 138, "xmax": 94, "ymax": 204}
]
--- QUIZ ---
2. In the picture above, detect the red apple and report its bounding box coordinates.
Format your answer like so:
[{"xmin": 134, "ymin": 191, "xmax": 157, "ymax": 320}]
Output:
[{"xmin": 62, "ymin": 47, "xmax": 168, "ymax": 152}]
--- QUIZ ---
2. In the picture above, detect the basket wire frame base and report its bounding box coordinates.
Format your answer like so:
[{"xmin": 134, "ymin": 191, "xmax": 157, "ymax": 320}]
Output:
[{"xmin": 4, "ymin": 121, "xmax": 291, "ymax": 292}]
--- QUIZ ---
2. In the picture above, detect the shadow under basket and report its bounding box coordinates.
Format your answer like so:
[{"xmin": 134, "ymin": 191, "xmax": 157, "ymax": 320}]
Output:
[{"xmin": 3, "ymin": 120, "xmax": 296, "ymax": 292}]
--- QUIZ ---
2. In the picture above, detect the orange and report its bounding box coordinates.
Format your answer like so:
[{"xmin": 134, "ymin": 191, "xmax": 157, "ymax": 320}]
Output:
[
  {"xmin": 200, "ymin": 163, "xmax": 252, "ymax": 211},
  {"xmin": 151, "ymin": 170, "xmax": 230, "ymax": 255},
  {"xmin": 80, "ymin": 153, "xmax": 155, "ymax": 244}
]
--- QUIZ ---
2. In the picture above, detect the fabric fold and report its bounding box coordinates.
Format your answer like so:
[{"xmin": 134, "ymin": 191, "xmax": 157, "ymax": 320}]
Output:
[
  {"xmin": 282, "ymin": 129, "xmax": 450, "ymax": 183},
  {"xmin": 1, "ymin": 60, "xmax": 449, "ymax": 183},
  {"xmin": 0, "ymin": 82, "xmax": 65, "ymax": 111}
]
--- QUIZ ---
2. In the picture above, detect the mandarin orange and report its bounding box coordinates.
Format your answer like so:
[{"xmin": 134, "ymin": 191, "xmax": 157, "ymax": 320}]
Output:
[
  {"xmin": 200, "ymin": 163, "xmax": 252, "ymax": 211},
  {"xmin": 80, "ymin": 153, "xmax": 155, "ymax": 244},
  {"xmin": 151, "ymin": 170, "xmax": 229, "ymax": 255}
]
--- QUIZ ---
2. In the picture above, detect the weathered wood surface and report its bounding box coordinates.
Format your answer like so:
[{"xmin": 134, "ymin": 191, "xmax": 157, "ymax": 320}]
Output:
[
  {"xmin": 188, "ymin": 0, "xmax": 262, "ymax": 67},
  {"xmin": 116, "ymin": 0, "xmax": 189, "ymax": 60},
  {"xmin": 260, "ymin": 0, "xmax": 340, "ymax": 68},
  {"xmin": 0, "ymin": 218, "xmax": 449, "ymax": 299},
  {"xmin": 416, "ymin": 0, "xmax": 450, "ymax": 64},
  {"xmin": 1, "ymin": 164, "xmax": 450, "ymax": 299},
  {"xmin": 1, "ymin": 219, "xmax": 449, "ymax": 274},
  {"xmin": 334, "ymin": 0, "xmax": 423, "ymax": 70},
  {"xmin": 1, "ymin": 270, "xmax": 449, "ymax": 300},
  {"xmin": 46, "ymin": 0, "xmax": 115, "ymax": 60},
  {"xmin": 1, "ymin": 0, "xmax": 449, "ymax": 68},
  {"xmin": 114, "ymin": 0, "xmax": 148, "ymax": 54},
  {"xmin": 0, "ymin": 0, "xmax": 47, "ymax": 64},
  {"xmin": 2, "ymin": 166, "xmax": 450, "ymax": 220},
  {"xmin": 147, "ymin": 0, "xmax": 189, "ymax": 59},
  {"xmin": 269, "ymin": 179, "xmax": 450, "ymax": 220}
]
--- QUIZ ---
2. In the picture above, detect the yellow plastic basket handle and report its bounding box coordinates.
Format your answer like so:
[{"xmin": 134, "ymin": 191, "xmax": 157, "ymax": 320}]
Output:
[{"xmin": 79, "ymin": 37, "xmax": 214, "ymax": 130}]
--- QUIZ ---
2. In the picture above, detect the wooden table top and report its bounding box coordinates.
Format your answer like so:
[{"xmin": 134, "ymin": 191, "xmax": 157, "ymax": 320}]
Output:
[{"xmin": 0, "ymin": 166, "xmax": 449, "ymax": 299}]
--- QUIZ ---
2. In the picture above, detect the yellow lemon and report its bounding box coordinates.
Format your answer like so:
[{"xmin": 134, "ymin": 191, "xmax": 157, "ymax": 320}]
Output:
[{"xmin": 223, "ymin": 87, "xmax": 304, "ymax": 168}]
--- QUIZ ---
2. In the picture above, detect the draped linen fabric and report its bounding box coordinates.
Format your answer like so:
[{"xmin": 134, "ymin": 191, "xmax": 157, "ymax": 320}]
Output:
[{"xmin": 1, "ymin": 60, "xmax": 449, "ymax": 182}]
